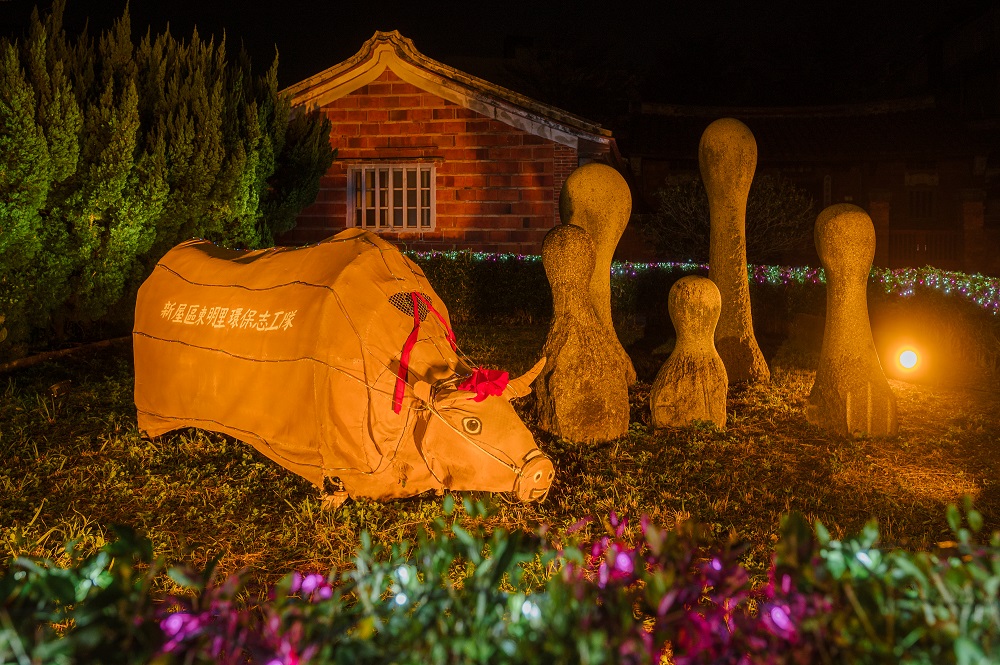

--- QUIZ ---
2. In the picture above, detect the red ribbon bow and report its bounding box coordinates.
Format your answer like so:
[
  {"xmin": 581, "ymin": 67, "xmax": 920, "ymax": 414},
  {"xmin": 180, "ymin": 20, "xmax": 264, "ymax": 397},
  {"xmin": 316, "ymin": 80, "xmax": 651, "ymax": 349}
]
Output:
[{"xmin": 457, "ymin": 367, "xmax": 509, "ymax": 402}]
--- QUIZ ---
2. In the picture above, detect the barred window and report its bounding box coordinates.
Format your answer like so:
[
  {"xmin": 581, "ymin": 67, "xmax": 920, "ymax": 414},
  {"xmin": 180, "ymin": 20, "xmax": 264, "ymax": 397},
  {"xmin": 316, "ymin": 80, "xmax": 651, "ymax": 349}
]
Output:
[{"xmin": 348, "ymin": 164, "xmax": 436, "ymax": 231}]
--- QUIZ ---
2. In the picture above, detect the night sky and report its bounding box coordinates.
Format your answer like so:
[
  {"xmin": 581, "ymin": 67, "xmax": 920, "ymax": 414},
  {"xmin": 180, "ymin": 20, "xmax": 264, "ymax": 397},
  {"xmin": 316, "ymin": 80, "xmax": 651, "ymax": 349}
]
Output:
[{"xmin": 0, "ymin": 0, "xmax": 994, "ymax": 112}]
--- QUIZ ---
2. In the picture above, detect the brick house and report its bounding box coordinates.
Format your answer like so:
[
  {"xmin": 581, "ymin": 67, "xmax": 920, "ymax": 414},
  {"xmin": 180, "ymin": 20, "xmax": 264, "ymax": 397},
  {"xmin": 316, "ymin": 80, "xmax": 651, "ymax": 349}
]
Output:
[
  {"xmin": 279, "ymin": 30, "xmax": 618, "ymax": 254},
  {"xmin": 622, "ymin": 99, "xmax": 997, "ymax": 274}
]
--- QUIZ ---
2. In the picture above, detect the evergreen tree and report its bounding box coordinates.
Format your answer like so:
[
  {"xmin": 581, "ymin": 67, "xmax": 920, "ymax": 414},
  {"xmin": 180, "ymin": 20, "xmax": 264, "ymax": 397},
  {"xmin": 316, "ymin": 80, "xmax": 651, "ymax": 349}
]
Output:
[
  {"xmin": 17, "ymin": 3, "xmax": 83, "ymax": 341},
  {"xmin": 148, "ymin": 27, "xmax": 228, "ymax": 257},
  {"xmin": 0, "ymin": 40, "xmax": 51, "ymax": 349},
  {"xmin": 264, "ymin": 104, "xmax": 334, "ymax": 240},
  {"xmin": 67, "ymin": 9, "xmax": 167, "ymax": 322},
  {"xmin": 0, "ymin": 1, "xmax": 333, "ymax": 358}
]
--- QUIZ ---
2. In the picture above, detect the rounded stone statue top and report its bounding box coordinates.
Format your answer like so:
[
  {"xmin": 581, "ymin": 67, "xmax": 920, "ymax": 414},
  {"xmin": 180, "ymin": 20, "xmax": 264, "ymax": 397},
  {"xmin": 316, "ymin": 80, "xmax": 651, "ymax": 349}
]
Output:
[
  {"xmin": 558, "ymin": 163, "xmax": 631, "ymax": 240},
  {"xmin": 542, "ymin": 223, "xmax": 596, "ymax": 288},
  {"xmin": 698, "ymin": 118, "xmax": 757, "ymax": 197},
  {"xmin": 815, "ymin": 203, "xmax": 876, "ymax": 278},
  {"xmin": 669, "ymin": 275, "xmax": 722, "ymax": 346}
]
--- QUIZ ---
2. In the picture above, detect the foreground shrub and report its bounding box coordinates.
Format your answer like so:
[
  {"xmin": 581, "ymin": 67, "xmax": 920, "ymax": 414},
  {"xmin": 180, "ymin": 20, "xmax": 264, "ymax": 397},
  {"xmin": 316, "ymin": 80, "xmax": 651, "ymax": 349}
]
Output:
[{"xmin": 2, "ymin": 499, "xmax": 998, "ymax": 664}]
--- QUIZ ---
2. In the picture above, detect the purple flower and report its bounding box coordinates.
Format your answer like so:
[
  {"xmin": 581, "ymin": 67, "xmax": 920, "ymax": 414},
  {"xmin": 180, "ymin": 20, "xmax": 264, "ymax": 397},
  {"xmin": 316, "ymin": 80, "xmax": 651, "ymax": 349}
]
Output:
[
  {"xmin": 597, "ymin": 542, "xmax": 638, "ymax": 588},
  {"xmin": 770, "ymin": 606, "xmax": 791, "ymax": 631},
  {"xmin": 300, "ymin": 573, "xmax": 324, "ymax": 595},
  {"xmin": 159, "ymin": 611, "xmax": 207, "ymax": 653},
  {"xmin": 609, "ymin": 511, "xmax": 628, "ymax": 537},
  {"xmin": 289, "ymin": 571, "xmax": 333, "ymax": 602},
  {"xmin": 615, "ymin": 550, "xmax": 635, "ymax": 575},
  {"xmin": 567, "ymin": 516, "xmax": 593, "ymax": 534},
  {"xmin": 761, "ymin": 602, "xmax": 797, "ymax": 640},
  {"xmin": 161, "ymin": 611, "xmax": 196, "ymax": 637},
  {"xmin": 592, "ymin": 536, "xmax": 610, "ymax": 560},
  {"xmin": 639, "ymin": 514, "xmax": 650, "ymax": 535}
]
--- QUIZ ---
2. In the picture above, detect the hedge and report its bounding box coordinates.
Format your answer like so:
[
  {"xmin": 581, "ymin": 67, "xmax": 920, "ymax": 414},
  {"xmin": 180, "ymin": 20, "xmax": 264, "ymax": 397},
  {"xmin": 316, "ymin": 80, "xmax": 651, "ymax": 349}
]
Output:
[{"xmin": 410, "ymin": 251, "xmax": 1000, "ymax": 383}]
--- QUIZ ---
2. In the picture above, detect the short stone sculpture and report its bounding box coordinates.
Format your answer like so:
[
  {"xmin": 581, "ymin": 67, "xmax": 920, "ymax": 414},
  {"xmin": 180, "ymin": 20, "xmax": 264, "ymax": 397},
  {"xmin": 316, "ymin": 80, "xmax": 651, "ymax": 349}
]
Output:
[
  {"xmin": 650, "ymin": 276, "xmax": 728, "ymax": 428},
  {"xmin": 559, "ymin": 162, "xmax": 637, "ymax": 384},
  {"xmin": 534, "ymin": 224, "xmax": 630, "ymax": 443},
  {"xmin": 699, "ymin": 118, "xmax": 770, "ymax": 385},
  {"xmin": 806, "ymin": 204, "xmax": 898, "ymax": 437}
]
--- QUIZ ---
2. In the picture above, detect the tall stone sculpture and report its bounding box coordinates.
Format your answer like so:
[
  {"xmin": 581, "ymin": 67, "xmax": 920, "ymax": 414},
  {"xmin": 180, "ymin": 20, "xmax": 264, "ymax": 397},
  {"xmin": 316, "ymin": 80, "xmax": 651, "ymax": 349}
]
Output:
[
  {"xmin": 534, "ymin": 224, "xmax": 630, "ymax": 443},
  {"xmin": 650, "ymin": 276, "xmax": 728, "ymax": 428},
  {"xmin": 699, "ymin": 118, "xmax": 770, "ymax": 385},
  {"xmin": 559, "ymin": 162, "xmax": 637, "ymax": 384},
  {"xmin": 806, "ymin": 204, "xmax": 898, "ymax": 437}
]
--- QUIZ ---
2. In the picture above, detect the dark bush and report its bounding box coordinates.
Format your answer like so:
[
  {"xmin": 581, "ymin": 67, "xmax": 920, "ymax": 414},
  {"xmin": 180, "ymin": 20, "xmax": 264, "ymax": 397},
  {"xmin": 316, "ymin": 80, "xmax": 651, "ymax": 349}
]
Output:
[
  {"xmin": 638, "ymin": 174, "xmax": 815, "ymax": 264},
  {"xmin": 412, "ymin": 251, "xmax": 552, "ymax": 324}
]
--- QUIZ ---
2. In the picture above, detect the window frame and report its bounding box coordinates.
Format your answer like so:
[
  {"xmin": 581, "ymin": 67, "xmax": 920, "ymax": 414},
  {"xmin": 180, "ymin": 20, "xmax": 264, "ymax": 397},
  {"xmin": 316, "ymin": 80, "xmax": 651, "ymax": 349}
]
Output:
[{"xmin": 347, "ymin": 163, "xmax": 437, "ymax": 232}]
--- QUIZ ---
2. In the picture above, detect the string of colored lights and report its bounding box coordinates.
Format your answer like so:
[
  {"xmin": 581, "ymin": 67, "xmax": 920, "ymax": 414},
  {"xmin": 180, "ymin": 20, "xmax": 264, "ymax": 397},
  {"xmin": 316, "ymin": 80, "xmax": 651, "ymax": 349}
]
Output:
[{"xmin": 406, "ymin": 249, "xmax": 1000, "ymax": 315}]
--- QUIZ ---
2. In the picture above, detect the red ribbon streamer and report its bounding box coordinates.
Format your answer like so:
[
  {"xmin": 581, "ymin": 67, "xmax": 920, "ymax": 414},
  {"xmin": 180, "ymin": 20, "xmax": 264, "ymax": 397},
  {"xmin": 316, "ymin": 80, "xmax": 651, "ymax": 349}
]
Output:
[{"xmin": 392, "ymin": 291, "xmax": 458, "ymax": 414}]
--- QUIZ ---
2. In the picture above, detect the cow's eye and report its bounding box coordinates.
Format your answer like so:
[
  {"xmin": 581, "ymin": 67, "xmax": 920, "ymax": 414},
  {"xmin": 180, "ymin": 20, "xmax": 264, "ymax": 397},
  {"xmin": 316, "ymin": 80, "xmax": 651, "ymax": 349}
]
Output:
[{"xmin": 462, "ymin": 417, "xmax": 482, "ymax": 435}]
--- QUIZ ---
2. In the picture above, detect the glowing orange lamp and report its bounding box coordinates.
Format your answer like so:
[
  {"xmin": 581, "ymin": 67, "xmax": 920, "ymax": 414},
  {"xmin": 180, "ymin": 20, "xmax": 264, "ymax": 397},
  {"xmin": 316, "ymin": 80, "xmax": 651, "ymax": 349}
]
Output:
[{"xmin": 898, "ymin": 348, "xmax": 918, "ymax": 370}]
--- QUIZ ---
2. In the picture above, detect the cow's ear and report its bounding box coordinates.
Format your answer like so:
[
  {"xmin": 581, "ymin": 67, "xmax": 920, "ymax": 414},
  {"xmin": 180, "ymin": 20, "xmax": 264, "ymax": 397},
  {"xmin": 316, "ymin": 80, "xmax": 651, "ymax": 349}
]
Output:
[
  {"xmin": 413, "ymin": 380, "xmax": 433, "ymax": 404},
  {"xmin": 502, "ymin": 357, "xmax": 546, "ymax": 399}
]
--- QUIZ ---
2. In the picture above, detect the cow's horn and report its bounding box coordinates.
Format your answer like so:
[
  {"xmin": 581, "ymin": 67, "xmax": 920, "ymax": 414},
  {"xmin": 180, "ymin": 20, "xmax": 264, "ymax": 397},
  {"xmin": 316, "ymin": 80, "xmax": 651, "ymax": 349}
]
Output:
[{"xmin": 502, "ymin": 357, "xmax": 546, "ymax": 399}]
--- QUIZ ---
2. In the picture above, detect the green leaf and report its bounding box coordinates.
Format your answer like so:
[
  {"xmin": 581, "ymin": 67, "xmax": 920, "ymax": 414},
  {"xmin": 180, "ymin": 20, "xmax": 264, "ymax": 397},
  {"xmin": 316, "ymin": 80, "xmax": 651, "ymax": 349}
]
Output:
[
  {"xmin": 860, "ymin": 520, "xmax": 880, "ymax": 548},
  {"xmin": 166, "ymin": 567, "xmax": 201, "ymax": 590},
  {"xmin": 947, "ymin": 504, "xmax": 961, "ymax": 534},
  {"xmin": 955, "ymin": 636, "xmax": 984, "ymax": 665},
  {"xmin": 815, "ymin": 520, "xmax": 831, "ymax": 546},
  {"xmin": 967, "ymin": 509, "xmax": 983, "ymax": 534}
]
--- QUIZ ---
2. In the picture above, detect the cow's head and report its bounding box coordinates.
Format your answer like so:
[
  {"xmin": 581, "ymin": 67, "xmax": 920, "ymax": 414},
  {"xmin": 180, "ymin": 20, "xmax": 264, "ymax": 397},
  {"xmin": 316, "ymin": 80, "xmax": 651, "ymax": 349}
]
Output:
[{"xmin": 412, "ymin": 358, "xmax": 553, "ymax": 502}]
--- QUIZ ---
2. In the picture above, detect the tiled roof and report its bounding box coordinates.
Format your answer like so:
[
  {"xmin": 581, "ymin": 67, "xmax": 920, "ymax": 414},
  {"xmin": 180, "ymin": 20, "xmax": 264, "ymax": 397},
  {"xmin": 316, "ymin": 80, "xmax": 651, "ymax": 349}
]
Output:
[
  {"xmin": 283, "ymin": 31, "xmax": 611, "ymax": 150},
  {"xmin": 623, "ymin": 98, "xmax": 983, "ymax": 162}
]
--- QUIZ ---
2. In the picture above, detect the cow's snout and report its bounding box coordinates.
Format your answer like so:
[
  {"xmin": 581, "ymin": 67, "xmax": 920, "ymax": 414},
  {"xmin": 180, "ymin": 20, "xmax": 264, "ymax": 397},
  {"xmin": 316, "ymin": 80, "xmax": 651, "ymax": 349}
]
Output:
[{"xmin": 514, "ymin": 451, "xmax": 555, "ymax": 502}]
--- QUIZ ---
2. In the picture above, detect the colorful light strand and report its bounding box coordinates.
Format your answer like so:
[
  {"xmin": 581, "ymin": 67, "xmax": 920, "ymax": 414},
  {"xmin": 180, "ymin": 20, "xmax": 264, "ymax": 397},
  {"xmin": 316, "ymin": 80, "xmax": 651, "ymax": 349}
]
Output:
[{"xmin": 406, "ymin": 250, "xmax": 1000, "ymax": 316}]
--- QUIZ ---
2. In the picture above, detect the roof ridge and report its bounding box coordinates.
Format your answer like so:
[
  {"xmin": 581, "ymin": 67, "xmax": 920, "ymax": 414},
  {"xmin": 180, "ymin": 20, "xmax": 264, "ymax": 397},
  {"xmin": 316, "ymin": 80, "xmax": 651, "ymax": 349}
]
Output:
[{"xmin": 283, "ymin": 30, "xmax": 610, "ymax": 139}]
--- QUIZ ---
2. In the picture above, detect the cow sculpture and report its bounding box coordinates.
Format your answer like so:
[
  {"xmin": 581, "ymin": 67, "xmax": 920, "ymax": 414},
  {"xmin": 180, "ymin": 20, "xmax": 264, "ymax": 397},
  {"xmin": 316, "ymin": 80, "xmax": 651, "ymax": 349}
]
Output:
[{"xmin": 133, "ymin": 229, "xmax": 554, "ymax": 504}]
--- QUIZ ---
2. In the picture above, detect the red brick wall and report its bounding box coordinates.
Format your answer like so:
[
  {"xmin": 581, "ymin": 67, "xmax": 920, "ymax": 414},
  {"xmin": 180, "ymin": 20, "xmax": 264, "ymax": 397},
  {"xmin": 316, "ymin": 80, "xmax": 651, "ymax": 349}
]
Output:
[
  {"xmin": 283, "ymin": 70, "xmax": 580, "ymax": 255},
  {"xmin": 553, "ymin": 144, "xmax": 576, "ymax": 222}
]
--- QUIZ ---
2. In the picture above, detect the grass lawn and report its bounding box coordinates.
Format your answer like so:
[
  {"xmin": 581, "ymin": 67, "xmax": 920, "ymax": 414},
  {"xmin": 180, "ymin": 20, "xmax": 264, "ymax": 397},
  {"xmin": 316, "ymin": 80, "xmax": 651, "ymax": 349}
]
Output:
[{"xmin": 2, "ymin": 322, "xmax": 998, "ymax": 599}]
